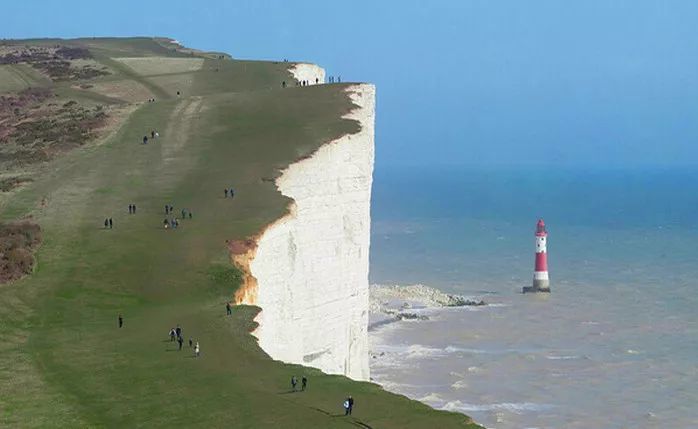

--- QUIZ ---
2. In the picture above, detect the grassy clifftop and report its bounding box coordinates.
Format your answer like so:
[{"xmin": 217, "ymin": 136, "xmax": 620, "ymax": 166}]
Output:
[{"xmin": 0, "ymin": 37, "xmax": 481, "ymax": 428}]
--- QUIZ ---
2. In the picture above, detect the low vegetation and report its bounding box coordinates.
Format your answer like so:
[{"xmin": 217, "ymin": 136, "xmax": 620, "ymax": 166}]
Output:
[
  {"xmin": 0, "ymin": 88, "xmax": 108, "ymax": 167},
  {"xmin": 0, "ymin": 44, "xmax": 110, "ymax": 81},
  {"xmin": 0, "ymin": 176, "xmax": 33, "ymax": 192},
  {"xmin": 0, "ymin": 221, "xmax": 41, "ymax": 284}
]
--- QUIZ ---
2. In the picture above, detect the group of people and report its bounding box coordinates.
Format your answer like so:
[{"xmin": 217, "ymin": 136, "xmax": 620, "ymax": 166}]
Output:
[
  {"xmin": 164, "ymin": 218, "xmax": 180, "ymax": 229},
  {"xmin": 290, "ymin": 375, "xmax": 308, "ymax": 392},
  {"xmin": 162, "ymin": 204, "xmax": 193, "ymax": 229},
  {"xmin": 128, "ymin": 204, "xmax": 137, "ymax": 214},
  {"xmin": 295, "ymin": 78, "xmax": 319, "ymax": 87},
  {"xmin": 103, "ymin": 218, "xmax": 114, "ymax": 229},
  {"xmin": 142, "ymin": 130, "xmax": 159, "ymax": 145},
  {"xmin": 168, "ymin": 325, "xmax": 200, "ymax": 356},
  {"xmin": 328, "ymin": 76, "xmax": 341, "ymax": 83},
  {"xmin": 224, "ymin": 188, "xmax": 235, "ymax": 199}
]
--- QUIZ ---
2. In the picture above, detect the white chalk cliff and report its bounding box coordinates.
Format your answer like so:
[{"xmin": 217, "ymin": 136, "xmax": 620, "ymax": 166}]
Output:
[
  {"xmin": 235, "ymin": 73, "xmax": 375, "ymax": 381},
  {"xmin": 289, "ymin": 63, "xmax": 326, "ymax": 85}
]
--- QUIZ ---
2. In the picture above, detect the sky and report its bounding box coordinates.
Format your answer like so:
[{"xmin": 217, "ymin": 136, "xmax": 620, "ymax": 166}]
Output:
[{"xmin": 4, "ymin": 0, "xmax": 698, "ymax": 169}]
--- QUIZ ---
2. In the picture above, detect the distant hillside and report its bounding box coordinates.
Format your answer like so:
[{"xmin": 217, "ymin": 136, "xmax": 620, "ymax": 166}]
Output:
[{"xmin": 0, "ymin": 37, "xmax": 481, "ymax": 429}]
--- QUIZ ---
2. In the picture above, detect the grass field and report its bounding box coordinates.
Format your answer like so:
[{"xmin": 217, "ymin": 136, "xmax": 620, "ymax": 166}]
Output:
[{"xmin": 0, "ymin": 37, "xmax": 482, "ymax": 428}]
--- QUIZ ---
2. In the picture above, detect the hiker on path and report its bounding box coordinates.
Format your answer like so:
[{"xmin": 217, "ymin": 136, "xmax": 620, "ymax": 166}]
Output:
[
  {"xmin": 151, "ymin": 130, "xmax": 155, "ymax": 139},
  {"xmin": 282, "ymin": 81, "xmax": 286, "ymax": 88},
  {"xmin": 177, "ymin": 336, "xmax": 183, "ymax": 350},
  {"xmin": 133, "ymin": 204, "xmax": 136, "ymax": 214},
  {"xmin": 118, "ymin": 314, "xmax": 123, "ymax": 328},
  {"xmin": 175, "ymin": 325, "xmax": 182, "ymax": 338},
  {"xmin": 225, "ymin": 189, "xmax": 228, "ymax": 198},
  {"xmin": 143, "ymin": 135, "xmax": 148, "ymax": 144},
  {"xmin": 302, "ymin": 376, "xmax": 307, "ymax": 391},
  {"xmin": 226, "ymin": 302, "xmax": 232, "ymax": 315},
  {"xmin": 109, "ymin": 218, "xmax": 113, "ymax": 229},
  {"xmin": 170, "ymin": 328, "xmax": 176, "ymax": 342},
  {"xmin": 104, "ymin": 218, "xmax": 109, "ymax": 229},
  {"xmin": 230, "ymin": 188, "xmax": 235, "ymax": 199},
  {"xmin": 189, "ymin": 337, "xmax": 193, "ymax": 348},
  {"xmin": 343, "ymin": 399, "xmax": 350, "ymax": 415},
  {"xmin": 291, "ymin": 376, "xmax": 298, "ymax": 391},
  {"xmin": 195, "ymin": 342, "xmax": 200, "ymax": 357},
  {"xmin": 315, "ymin": 78, "xmax": 319, "ymax": 84},
  {"xmin": 348, "ymin": 396, "xmax": 354, "ymax": 415},
  {"xmin": 128, "ymin": 204, "xmax": 132, "ymax": 214}
]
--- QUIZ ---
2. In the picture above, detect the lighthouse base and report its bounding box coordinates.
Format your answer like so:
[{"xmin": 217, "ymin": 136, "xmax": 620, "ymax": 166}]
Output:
[{"xmin": 523, "ymin": 279, "xmax": 550, "ymax": 294}]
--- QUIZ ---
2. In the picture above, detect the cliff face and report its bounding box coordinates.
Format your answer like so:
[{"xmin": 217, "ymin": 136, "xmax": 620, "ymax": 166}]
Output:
[
  {"xmin": 239, "ymin": 81, "xmax": 375, "ymax": 381},
  {"xmin": 289, "ymin": 63, "xmax": 326, "ymax": 85}
]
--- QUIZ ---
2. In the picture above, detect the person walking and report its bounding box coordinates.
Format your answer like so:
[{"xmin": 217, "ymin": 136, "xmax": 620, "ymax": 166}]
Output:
[
  {"xmin": 108, "ymin": 218, "xmax": 113, "ymax": 229},
  {"xmin": 118, "ymin": 314, "xmax": 123, "ymax": 328},
  {"xmin": 132, "ymin": 204, "xmax": 136, "ymax": 214},
  {"xmin": 188, "ymin": 211, "xmax": 192, "ymax": 219},
  {"xmin": 189, "ymin": 337, "xmax": 193, "ymax": 348},
  {"xmin": 128, "ymin": 204, "xmax": 132, "ymax": 214},
  {"xmin": 226, "ymin": 302, "xmax": 232, "ymax": 315},
  {"xmin": 163, "ymin": 218, "xmax": 169, "ymax": 229},
  {"xmin": 170, "ymin": 328, "xmax": 176, "ymax": 342},
  {"xmin": 104, "ymin": 218, "xmax": 109, "ymax": 229},
  {"xmin": 143, "ymin": 135, "xmax": 148, "ymax": 144},
  {"xmin": 225, "ymin": 189, "xmax": 228, "ymax": 198},
  {"xmin": 164, "ymin": 204, "xmax": 169, "ymax": 214},
  {"xmin": 177, "ymin": 335, "xmax": 183, "ymax": 350},
  {"xmin": 301, "ymin": 376, "xmax": 307, "ymax": 391},
  {"xmin": 291, "ymin": 376, "xmax": 298, "ymax": 391},
  {"xmin": 348, "ymin": 396, "xmax": 354, "ymax": 415},
  {"xmin": 194, "ymin": 342, "xmax": 200, "ymax": 357},
  {"xmin": 343, "ymin": 398, "xmax": 350, "ymax": 416},
  {"xmin": 175, "ymin": 325, "xmax": 182, "ymax": 339}
]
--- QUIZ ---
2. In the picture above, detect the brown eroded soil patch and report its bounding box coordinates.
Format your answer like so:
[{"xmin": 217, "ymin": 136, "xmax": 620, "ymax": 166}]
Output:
[{"xmin": 227, "ymin": 238, "xmax": 259, "ymax": 305}]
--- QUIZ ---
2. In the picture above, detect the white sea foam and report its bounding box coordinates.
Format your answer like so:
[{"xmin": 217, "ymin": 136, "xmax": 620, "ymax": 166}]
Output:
[
  {"xmin": 545, "ymin": 355, "xmax": 581, "ymax": 360},
  {"xmin": 451, "ymin": 379, "xmax": 468, "ymax": 390},
  {"xmin": 442, "ymin": 400, "xmax": 553, "ymax": 414}
]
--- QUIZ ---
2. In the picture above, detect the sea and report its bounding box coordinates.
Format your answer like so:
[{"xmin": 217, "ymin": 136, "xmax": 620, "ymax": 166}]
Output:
[{"xmin": 368, "ymin": 165, "xmax": 698, "ymax": 429}]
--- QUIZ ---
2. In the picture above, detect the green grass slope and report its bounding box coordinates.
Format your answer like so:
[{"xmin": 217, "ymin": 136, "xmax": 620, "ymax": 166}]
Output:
[{"xmin": 0, "ymin": 37, "xmax": 482, "ymax": 428}]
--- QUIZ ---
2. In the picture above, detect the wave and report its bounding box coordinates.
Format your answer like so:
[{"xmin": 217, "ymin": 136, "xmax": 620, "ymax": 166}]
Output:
[
  {"xmin": 442, "ymin": 400, "xmax": 553, "ymax": 414},
  {"xmin": 545, "ymin": 355, "xmax": 581, "ymax": 360}
]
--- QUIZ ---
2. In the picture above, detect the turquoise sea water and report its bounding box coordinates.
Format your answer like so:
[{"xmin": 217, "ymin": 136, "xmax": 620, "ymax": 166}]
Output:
[{"xmin": 368, "ymin": 166, "xmax": 698, "ymax": 428}]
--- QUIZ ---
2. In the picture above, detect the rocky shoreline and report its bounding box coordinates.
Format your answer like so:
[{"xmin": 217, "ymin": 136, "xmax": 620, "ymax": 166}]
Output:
[{"xmin": 369, "ymin": 284, "xmax": 486, "ymax": 330}]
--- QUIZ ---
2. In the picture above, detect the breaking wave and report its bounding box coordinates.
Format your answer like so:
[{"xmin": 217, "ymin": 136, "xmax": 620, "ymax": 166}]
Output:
[{"xmin": 442, "ymin": 400, "xmax": 554, "ymax": 414}]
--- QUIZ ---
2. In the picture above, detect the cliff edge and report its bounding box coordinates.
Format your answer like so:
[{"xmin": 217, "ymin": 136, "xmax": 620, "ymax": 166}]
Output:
[{"xmin": 235, "ymin": 68, "xmax": 375, "ymax": 381}]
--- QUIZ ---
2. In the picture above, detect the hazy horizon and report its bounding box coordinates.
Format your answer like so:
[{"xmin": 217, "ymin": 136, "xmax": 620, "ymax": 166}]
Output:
[{"xmin": 4, "ymin": 0, "xmax": 697, "ymax": 169}]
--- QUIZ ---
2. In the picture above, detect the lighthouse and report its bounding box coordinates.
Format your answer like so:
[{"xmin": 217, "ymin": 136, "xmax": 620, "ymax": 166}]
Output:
[{"xmin": 523, "ymin": 219, "xmax": 551, "ymax": 293}]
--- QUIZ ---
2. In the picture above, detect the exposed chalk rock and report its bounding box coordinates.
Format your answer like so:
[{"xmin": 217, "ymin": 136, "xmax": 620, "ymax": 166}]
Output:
[
  {"xmin": 289, "ymin": 63, "xmax": 326, "ymax": 85},
  {"xmin": 238, "ymin": 81, "xmax": 375, "ymax": 381}
]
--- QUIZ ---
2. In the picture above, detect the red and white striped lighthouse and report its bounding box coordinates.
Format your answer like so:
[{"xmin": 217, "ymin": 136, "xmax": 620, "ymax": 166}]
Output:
[{"xmin": 524, "ymin": 219, "xmax": 551, "ymax": 293}]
